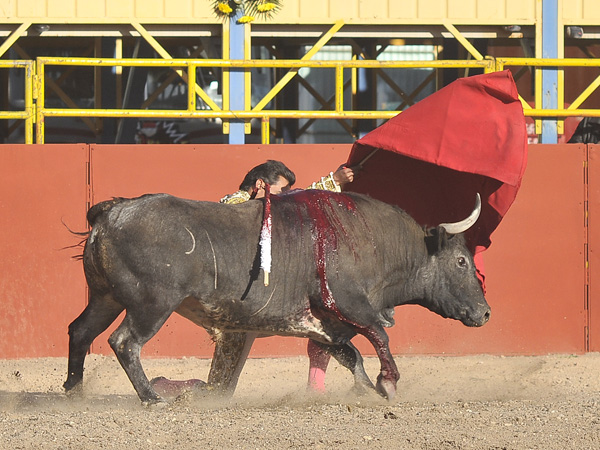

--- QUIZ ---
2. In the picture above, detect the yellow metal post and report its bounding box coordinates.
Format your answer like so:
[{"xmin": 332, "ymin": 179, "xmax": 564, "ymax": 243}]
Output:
[
  {"xmin": 24, "ymin": 61, "xmax": 34, "ymax": 144},
  {"xmin": 244, "ymin": 21, "xmax": 252, "ymax": 134},
  {"xmin": 115, "ymin": 38, "xmax": 123, "ymax": 109},
  {"xmin": 535, "ymin": 0, "xmax": 543, "ymax": 135},
  {"xmin": 35, "ymin": 59, "xmax": 45, "ymax": 144},
  {"xmin": 351, "ymin": 53, "xmax": 358, "ymax": 132},
  {"xmin": 222, "ymin": 21, "xmax": 230, "ymax": 135},
  {"xmin": 261, "ymin": 117, "xmax": 270, "ymax": 144},
  {"xmin": 188, "ymin": 62, "xmax": 197, "ymax": 112},
  {"xmin": 335, "ymin": 65, "xmax": 344, "ymax": 113},
  {"xmin": 557, "ymin": 0, "xmax": 564, "ymax": 135}
]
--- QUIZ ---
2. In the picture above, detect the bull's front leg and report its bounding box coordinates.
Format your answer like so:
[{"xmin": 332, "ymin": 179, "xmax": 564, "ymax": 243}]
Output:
[
  {"xmin": 358, "ymin": 323, "xmax": 399, "ymax": 400},
  {"xmin": 207, "ymin": 330, "xmax": 257, "ymax": 395}
]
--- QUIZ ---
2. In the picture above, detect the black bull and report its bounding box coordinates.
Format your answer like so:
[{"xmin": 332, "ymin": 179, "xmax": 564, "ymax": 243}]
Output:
[{"xmin": 64, "ymin": 190, "xmax": 490, "ymax": 405}]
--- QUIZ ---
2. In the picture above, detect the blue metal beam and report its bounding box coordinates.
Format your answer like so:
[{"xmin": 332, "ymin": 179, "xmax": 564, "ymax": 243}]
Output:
[
  {"xmin": 541, "ymin": 0, "xmax": 558, "ymax": 143},
  {"xmin": 229, "ymin": 11, "xmax": 245, "ymax": 144}
]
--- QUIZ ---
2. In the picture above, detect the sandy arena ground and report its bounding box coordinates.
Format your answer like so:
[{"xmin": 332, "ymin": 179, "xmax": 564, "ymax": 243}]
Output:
[{"xmin": 0, "ymin": 353, "xmax": 599, "ymax": 449}]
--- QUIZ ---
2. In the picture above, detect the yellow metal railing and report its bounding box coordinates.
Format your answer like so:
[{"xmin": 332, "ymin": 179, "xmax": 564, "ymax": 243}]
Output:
[
  {"xmin": 496, "ymin": 57, "xmax": 600, "ymax": 117},
  {"xmin": 496, "ymin": 57, "xmax": 600, "ymax": 135},
  {"xmin": 0, "ymin": 60, "xmax": 34, "ymax": 144},
  {"xmin": 5, "ymin": 56, "xmax": 600, "ymax": 144},
  {"xmin": 34, "ymin": 56, "xmax": 495, "ymax": 144}
]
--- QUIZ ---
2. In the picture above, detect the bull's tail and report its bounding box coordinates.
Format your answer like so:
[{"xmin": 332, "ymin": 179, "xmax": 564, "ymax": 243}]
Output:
[{"xmin": 60, "ymin": 218, "xmax": 90, "ymax": 261}]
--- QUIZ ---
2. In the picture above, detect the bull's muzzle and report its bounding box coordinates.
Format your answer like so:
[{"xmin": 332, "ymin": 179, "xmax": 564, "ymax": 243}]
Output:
[{"xmin": 464, "ymin": 303, "xmax": 491, "ymax": 327}]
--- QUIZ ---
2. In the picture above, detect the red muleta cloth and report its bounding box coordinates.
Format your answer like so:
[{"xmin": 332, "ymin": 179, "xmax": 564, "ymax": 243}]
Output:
[{"xmin": 345, "ymin": 70, "xmax": 528, "ymax": 289}]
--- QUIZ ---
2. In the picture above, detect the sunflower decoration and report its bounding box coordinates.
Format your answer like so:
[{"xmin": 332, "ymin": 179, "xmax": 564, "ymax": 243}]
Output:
[{"xmin": 212, "ymin": 0, "xmax": 283, "ymax": 23}]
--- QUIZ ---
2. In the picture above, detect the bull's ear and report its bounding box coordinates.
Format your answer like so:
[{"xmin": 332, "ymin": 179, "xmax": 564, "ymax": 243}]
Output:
[{"xmin": 424, "ymin": 226, "xmax": 449, "ymax": 255}]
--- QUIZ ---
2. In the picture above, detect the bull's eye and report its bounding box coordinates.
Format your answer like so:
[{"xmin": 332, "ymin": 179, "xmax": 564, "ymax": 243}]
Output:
[{"xmin": 457, "ymin": 256, "xmax": 467, "ymax": 268}]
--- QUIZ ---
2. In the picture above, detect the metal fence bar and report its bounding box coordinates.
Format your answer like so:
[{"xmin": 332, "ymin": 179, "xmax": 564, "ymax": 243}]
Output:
[
  {"xmin": 32, "ymin": 57, "xmax": 493, "ymax": 143},
  {"xmin": 35, "ymin": 57, "xmax": 493, "ymax": 69},
  {"xmin": 23, "ymin": 60, "xmax": 34, "ymax": 144},
  {"xmin": 496, "ymin": 57, "xmax": 600, "ymax": 120},
  {"xmin": 335, "ymin": 65, "xmax": 344, "ymax": 113},
  {"xmin": 39, "ymin": 109, "xmax": 402, "ymax": 119},
  {"xmin": 261, "ymin": 117, "xmax": 270, "ymax": 144},
  {"xmin": 8, "ymin": 56, "xmax": 600, "ymax": 143},
  {"xmin": 0, "ymin": 60, "xmax": 34, "ymax": 143},
  {"xmin": 35, "ymin": 58, "xmax": 45, "ymax": 143}
]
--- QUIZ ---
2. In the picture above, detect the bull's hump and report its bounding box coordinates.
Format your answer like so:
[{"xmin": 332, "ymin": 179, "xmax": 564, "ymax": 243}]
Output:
[
  {"xmin": 87, "ymin": 194, "xmax": 167, "ymax": 225},
  {"xmin": 87, "ymin": 198, "xmax": 124, "ymax": 225},
  {"xmin": 98, "ymin": 194, "xmax": 261, "ymax": 242},
  {"xmin": 104, "ymin": 194, "xmax": 193, "ymax": 225}
]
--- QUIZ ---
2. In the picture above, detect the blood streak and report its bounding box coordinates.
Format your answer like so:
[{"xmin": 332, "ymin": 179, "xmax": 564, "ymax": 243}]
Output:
[
  {"xmin": 278, "ymin": 190, "xmax": 398, "ymax": 386},
  {"xmin": 280, "ymin": 190, "xmax": 359, "ymax": 320}
]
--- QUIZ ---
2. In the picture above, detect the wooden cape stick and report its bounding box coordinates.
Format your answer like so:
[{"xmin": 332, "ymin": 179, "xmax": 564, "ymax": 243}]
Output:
[{"xmin": 356, "ymin": 148, "xmax": 379, "ymax": 168}]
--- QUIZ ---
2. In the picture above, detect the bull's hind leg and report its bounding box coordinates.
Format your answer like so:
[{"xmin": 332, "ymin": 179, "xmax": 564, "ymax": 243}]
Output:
[
  {"xmin": 64, "ymin": 293, "xmax": 124, "ymax": 392},
  {"xmin": 311, "ymin": 341, "xmax": 376, "ymax": 395},
  {"xmin": 107, "ymin": 300, "xmax": 177, "ymax": 405},
  {"xmin": 207, "ymin": 331, "xmax": 257, "ymax": 395}
]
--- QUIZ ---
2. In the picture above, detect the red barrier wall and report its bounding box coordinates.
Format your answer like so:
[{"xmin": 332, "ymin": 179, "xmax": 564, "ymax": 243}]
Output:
[
  {"xmin": 0, "ymin": 145, "xmax": 88, "ymax": 358},
  {"xmin": 0, "ymin": 143, "xmax": 593, "ymax": 358},
  {"xmin": 588, "ymin": 145, "xmax": 600, "ymax": 351}
]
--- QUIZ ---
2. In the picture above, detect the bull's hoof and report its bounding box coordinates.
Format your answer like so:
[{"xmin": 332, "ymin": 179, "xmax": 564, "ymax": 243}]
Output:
[
  {"xmin": 63, "ymin": 377, "xmax": 81, "ymax": 391},
  {"xmin": 63, "ymin": 380, "xmax": 84, "ymax": 396},
  {"xmin": 142, "ymin": 398, "xmax": 168, "ymax": 409},
  {"xmin": 375, "ymin": 377, "xmax": 397, "ymax": 401},
  {"xmin": 150, "ymin": 376, "xmax": 207, "ymax": 398},
  {"xmin": 349, "ymin": 382, "xmax": 376, "ymax": 398}
]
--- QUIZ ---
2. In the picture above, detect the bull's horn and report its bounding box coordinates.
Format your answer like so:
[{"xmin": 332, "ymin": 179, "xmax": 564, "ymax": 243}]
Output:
[{"xmin": 439, "ymin": 193, "xmax": 482, "ymax": 235}]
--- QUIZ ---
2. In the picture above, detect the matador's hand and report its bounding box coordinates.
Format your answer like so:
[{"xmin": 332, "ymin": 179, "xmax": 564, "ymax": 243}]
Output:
[{"xmin": 333, "ymin": 165, "xmax": 355, "ymax": 186}]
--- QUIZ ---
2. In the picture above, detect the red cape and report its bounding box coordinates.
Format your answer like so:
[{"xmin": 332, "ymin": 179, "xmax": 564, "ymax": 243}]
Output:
[{"xmin": 345, "ymin": 70, "xmax": 528, "ymax": 256}]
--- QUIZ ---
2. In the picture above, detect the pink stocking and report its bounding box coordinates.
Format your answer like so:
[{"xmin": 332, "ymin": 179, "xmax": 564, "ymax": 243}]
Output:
[{"xmin": 307, "ymin": 340, "xmax": 331, "ymax": 392}]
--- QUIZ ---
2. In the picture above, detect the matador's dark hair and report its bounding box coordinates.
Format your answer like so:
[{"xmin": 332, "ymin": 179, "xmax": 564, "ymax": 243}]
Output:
[{"xmin": 239, "ymin": 160, "xmax": 296, "ymax": 191}]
